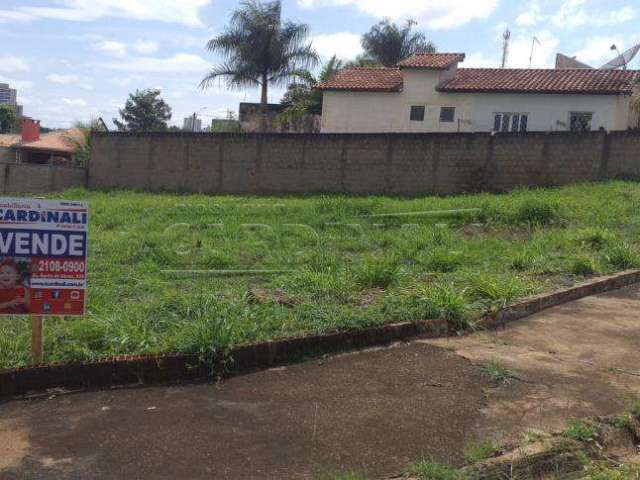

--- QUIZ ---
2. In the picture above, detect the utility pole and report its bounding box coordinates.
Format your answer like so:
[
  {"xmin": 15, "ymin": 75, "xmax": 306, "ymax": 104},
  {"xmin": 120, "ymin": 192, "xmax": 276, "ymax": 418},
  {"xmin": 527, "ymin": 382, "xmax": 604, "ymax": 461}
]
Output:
[{"xmin": 501, "ymin": 28, "xmax": 511, "ymax": 68}]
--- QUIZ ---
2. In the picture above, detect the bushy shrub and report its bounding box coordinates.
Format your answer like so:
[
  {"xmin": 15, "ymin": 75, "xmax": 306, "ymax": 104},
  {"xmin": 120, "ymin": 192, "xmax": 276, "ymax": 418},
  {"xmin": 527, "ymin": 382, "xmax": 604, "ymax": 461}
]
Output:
[{"xmin": 605, "ymin": 243, "xmax": 640, "ymax": 270}]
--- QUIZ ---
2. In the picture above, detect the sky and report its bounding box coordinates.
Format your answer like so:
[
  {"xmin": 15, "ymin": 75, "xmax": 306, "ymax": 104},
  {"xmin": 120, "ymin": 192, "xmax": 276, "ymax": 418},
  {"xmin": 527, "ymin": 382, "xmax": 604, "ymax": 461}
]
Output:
[{"xmin": 1, "ymin": 0, "xmax": 639, "ymax": 129}]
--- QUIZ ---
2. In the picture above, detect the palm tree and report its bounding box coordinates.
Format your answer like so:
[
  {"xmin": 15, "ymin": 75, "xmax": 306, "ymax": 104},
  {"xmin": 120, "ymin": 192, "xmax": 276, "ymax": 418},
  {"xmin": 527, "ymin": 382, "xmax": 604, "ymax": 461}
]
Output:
[
  {"xmin": 201, "ymin": 0, "xmax": 318, "ymax": 129},
  {"xmin": 361, "ymin": 19, "xmax": 436, "ymax": 67}
]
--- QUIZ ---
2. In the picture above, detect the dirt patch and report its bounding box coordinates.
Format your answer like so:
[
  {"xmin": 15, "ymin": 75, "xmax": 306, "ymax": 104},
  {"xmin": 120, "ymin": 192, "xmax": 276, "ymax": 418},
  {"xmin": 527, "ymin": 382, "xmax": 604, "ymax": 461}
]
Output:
[{"xmin": 0, "ymin": 420, "xmax": 29, "ymax": 470}]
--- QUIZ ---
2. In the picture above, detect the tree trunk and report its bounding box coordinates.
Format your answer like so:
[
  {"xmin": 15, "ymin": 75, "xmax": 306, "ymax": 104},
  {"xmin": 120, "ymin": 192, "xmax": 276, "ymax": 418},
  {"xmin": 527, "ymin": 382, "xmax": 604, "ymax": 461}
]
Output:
[{"xmin": 260, "ymin": 74, "xmax": 268, "ymax": 133}]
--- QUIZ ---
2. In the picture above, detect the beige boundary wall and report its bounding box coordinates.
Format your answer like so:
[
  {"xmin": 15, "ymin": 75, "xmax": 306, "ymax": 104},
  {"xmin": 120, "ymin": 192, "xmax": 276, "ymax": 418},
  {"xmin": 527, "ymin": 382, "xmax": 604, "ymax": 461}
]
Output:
[
  {"xmin": 0, "ymin": 162, "xmax": 87, "ymax": 194},
  {"xmin": 89, "ymin": 131, "xmax": 640, "ymax": 195}
]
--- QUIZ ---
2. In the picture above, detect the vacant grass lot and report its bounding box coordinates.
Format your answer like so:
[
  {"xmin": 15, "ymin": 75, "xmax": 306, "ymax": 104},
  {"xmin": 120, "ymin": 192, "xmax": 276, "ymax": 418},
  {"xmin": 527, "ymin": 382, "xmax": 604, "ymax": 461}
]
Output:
[{"xmin": 1, "ymin": 181, "xmax": 639, "ymax": 369}]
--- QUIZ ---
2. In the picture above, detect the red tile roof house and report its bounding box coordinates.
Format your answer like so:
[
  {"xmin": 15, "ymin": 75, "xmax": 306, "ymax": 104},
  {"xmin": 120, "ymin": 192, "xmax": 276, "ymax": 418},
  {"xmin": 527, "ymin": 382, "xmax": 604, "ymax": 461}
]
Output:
[
  {"xmin": 317, "ymin": 53, "xmax": 640, "ymax": 133},
  {"xmin": 0, "ymin": 118, "xmax": 85, "ymax": 165}
]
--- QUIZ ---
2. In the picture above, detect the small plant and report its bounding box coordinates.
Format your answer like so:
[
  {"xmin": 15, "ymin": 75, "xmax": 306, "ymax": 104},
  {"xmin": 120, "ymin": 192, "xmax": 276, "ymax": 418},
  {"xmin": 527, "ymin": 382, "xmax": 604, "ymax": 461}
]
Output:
[
  {"xmin": 417, "ymin": 283, "xmax": 471, "ymax": 330},
  {"xmin": 353, "ymin": 256, "xmax": 399, "ymax": 289},
  {"xmin": 510, "ymin": 251, "xmax": 541, "ymax": 272},
  {"xmin": 467, "ymin": 273, "xmax": 529, "ymax": 309},
  {"xmin": 570, "ymin": 255, "xmax": 599, "ymax": 276},
  {"xmin": 584, "ymin": 462, "xmax": 640, "ymax": 479},
  {"xmin": 631, "ymin": 402, "xmax": 640, "ymax": 418},
  {"xmin": 511, "ymin": 198, "xmax": 558, "ymax": 226},
  {"xmin": 463, "ymin": 440, "xmax": 499, "ymax": 463},
  {"xmin": 578, "ymin": 228, "xmax": 615, "ymax": 250},
  {"xmin": 605, "ymin": 243, "xmax": 640, "ymax": 270},
  {"xmin": 525, "ymin": 430, "xmax": 547, "ymax": 443},
  {"xmin": 563, "ymin": 419, "xmax": 598, "ymax": 442},
  {"xmin": 405, "ymin": 460, "xmax": 460, "ymax": 480},
  {"xmin": 609, "ymin": 414, "xmax": 631, "ymax": 429},
  {"xmin": 422, "ymin": 249, "xmax": 464, "ymax": 273},
  {"xmin": 483, "ymin": 359, "xmax": 515, "ymax": 385}
]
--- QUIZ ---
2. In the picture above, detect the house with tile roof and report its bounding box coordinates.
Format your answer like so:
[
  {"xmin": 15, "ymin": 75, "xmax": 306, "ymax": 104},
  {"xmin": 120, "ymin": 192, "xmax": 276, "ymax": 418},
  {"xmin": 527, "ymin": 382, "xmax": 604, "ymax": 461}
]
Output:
[
  {"xmin": 0, "ymin": 118, "xmax": 85, "ymax": 165},
  {"xmin": 317, "ymin": 53, "xmax": 640, "ymax": 133}
]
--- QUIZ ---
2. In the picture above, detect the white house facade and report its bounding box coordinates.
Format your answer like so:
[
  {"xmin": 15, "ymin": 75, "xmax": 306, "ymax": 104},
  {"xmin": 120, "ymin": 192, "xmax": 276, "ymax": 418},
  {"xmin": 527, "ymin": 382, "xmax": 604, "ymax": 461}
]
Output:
[{"xmin": 318, "ymin": 53, "xmax": 639, "ymax": 133}]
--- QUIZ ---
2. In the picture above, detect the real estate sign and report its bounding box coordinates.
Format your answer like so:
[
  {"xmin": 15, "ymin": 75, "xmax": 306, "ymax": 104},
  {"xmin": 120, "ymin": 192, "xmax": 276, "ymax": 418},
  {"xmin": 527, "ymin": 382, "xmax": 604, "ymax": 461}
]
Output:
[{"xmin": 0, "ymin": 197, "xmax": 88, "ymax": 316}]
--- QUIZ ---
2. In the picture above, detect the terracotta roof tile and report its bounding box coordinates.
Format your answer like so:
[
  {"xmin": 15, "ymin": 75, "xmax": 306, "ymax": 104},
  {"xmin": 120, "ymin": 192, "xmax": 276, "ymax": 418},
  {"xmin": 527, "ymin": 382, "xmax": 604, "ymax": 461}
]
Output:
[
  {"xmin": 317, "ymin": 67, "xmax": 403, "ymax": 92},
  {"xmin": 18, "ymin": 129, "xmax": 84, "ymax": 154},
  {"xmin": 437, "ymin": 68, "xmax": 640, "ymax": 94},
  {"xmin": 397, "ymin": 53, "xmax": 465, "ymax": 69}
]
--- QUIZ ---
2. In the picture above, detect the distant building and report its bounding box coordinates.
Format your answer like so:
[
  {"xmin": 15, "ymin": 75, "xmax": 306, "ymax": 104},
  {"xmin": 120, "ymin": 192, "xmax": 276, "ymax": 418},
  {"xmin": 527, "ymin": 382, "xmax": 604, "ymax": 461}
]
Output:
[
  {"xmin": 183, "ymin": 115, "xmax": 202, "ymax": 132},
  {"xmin": 0, "ymin": 83, "xmax": 23, "ymax": 118}
]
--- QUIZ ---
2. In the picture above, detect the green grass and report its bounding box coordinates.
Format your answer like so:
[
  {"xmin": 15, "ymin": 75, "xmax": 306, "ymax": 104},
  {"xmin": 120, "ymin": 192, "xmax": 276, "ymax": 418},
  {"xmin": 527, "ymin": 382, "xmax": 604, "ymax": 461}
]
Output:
[
  {"xmin": 563, "ymin": 420, "xmax": 598, "ymax": 443},
  {"xmin": 1, "ymin": 181, "xmax": 640, "ymax": 369},
  {"xmin": 462, "ymin": 440, "xmax": 500, "ymax": 463},
  {"xmin": 482, "ymin": 359, "xmax": 516, "ymax": 384},
  {"xmin": 405, "ymin": 460, "xmax": 461, "ymax": 479}
]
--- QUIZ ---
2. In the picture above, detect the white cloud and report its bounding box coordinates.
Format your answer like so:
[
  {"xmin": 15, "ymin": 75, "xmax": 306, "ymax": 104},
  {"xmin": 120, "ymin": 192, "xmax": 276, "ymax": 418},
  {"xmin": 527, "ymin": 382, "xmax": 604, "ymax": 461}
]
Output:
[
  {"xmin": 515, "ymin": 1, "xmax": 542, "ymax": 26},
  {"xmin": 298, "ymin": 0, "xmax": 498, "ymax": 30},
  {"xmin": 97, "ymin": 53, "xmax": 209, "ymax": 73},
  {"xmin": 108, "ymin": 75, "xmax": 144, "ymax": 87},
  {"xmin": 47, "ymin": 73, "xmax": 94, "ymax": 91},
  {"xmin": 133, "ymin": 40, "xmax": 159, "ymax": 54},
  {"xmin": 0, "ymin": 56, "xmax": 29, "ymax": 74},
  {"xmin": 61, "ymin": 98, "xmax": 88, "ymax": 107},
  {"xmin": 312, "ymin": 33, "xmax": 362, "ymax": 60},
  {"xmin": 0, "ymin": 0, "xmax": 211, "ymax": 27},
  {"xmin": 95, "ymin": 40, "xmax": 127, "ymax": 58},
  {"xmin": 508, "ymin": 30, "xmax": 560, "ymax": 68},
  {"xmin": 463, "ymin": 52, "xmax": 500, "ymax": 68},
  {"xmin": 47, "ymin": 74, "xmax": 80, "ymax": 84},
  {"xmin": 553, "ymin": 1, "xmax": 636, "ymax": 28},
  {"xmin": 573, "ymin": 36, "xmax": 627, "ymax": 65}
]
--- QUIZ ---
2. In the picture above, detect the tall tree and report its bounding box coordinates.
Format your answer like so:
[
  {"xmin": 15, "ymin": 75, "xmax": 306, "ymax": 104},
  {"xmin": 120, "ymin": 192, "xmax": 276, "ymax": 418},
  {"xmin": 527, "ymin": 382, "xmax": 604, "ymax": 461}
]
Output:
[
  {"xmin": 201, "ymin": 0, "xmax": 318, "ymax": 129},
  {"xmin": 280, "ymin": 55, "xmax": 344, "ymax": 117},
  {"xmin": 361, "ymin": 19, "xmax": 436, "ymax": 67},
  {"xmin": 113, "ymin": 89, "xmax": 172, "ymax": 132},
  {"xmin": 0, "ymin": 105, "xmax": 16, "ymax": 134}
]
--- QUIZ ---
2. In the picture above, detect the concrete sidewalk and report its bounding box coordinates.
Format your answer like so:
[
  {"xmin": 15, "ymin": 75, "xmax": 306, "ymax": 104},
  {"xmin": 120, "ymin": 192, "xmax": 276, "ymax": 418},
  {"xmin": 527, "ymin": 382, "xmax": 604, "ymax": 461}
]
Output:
[{"xmin": 1, "ymin": 285, "xmax": 639, "ymax": 479}]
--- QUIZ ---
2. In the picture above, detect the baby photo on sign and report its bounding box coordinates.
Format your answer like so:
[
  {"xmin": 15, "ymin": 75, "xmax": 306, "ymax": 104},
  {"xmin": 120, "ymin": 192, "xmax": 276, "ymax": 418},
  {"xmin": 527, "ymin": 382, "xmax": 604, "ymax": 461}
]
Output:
[{"xmin": 0, "ymin": 257, "xmax": 30, "ymax": 314}]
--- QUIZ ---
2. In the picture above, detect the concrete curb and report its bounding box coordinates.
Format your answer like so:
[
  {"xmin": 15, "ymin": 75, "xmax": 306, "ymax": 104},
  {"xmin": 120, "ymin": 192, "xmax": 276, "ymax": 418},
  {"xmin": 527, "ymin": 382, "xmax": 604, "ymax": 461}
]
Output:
[{"xmin": 1, "ymin": 269, "xmax": 639, "ymax": 399}]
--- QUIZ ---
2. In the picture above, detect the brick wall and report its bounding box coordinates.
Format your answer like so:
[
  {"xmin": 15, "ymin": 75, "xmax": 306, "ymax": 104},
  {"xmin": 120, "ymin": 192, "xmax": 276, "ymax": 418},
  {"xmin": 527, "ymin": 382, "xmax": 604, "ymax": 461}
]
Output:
[
  {"xmin": 89, "ymin": 131, "xmax": 640, "ymax": 195},
  {"xmin": 0, "ymin": 162, "xmax": 87, "ymax": 194}
]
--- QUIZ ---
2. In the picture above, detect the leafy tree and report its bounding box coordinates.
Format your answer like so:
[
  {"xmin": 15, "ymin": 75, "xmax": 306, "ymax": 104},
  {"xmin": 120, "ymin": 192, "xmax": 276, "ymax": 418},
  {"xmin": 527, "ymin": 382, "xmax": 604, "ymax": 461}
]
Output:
[
  {"xmin": 280, "ymin": 55, "xmax": 343, "ymax": 118},
  {"xmin": 0, "ymin": 105, "xmax": 16, "ymax": 134},
  {"xmin": 113, "ymin": 89, "xmax": 172, "ymax": 132},
  {"xmin": 201, "ymin": 0, "xmax": 318, "ymax": 129},
  {"xmin": 360, "ymin": 19, "xmax": 436, "ymax": 67}
]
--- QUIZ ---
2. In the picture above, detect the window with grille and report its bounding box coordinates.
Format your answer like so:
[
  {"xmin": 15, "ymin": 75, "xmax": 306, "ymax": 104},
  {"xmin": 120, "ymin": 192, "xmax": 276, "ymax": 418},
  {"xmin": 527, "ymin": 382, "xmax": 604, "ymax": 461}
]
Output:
[
  {"xmin": 439, "ymin": 107, "xmax": 455, "ymax": 122},
  {"xmin": 493, "ymin": 113, "xmax": 529, "ymax": 132},
  {"xmin": 569, "ymin": 112, "xmax": 593, "ymax": 132}
]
